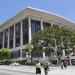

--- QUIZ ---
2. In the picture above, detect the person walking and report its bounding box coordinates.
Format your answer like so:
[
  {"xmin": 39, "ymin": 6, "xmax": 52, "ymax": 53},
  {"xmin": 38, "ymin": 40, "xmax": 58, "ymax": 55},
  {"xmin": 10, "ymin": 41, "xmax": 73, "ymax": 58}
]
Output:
[
  {"xmin": 63, "ymin": 61, "xmax": 67, "ymax": 69},
  {"xmin": 60, "ymin": 62, "xmax": 63, "ymax": 69},
  {"xmin": 43, "ymin": 63, "xmax": 49, "ymax": 75},
  {"xmin": 36, "ymin": 61, "xmax": 41, "ymax": 75}
]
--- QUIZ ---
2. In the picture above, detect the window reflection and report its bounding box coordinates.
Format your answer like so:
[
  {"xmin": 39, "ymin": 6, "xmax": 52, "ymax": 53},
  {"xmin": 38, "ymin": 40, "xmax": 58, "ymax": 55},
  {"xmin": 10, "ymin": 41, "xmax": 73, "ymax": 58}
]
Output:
[
  {"xmin": 43, "ymin": 22, "xmax": 51, "ymax": 29},
  {"xmin": 4, "ymin": 29, "xmax": 8, "ymax": 48},
  {"xmin": 22, "ymin": 18, "xmax": 28, "ymax": 45},
  {"xmin": 9, "ymin": 26, "xmax": 14, "ymax": 49},
  {"xmin": 31, "ymin": 20, "xmax": 41, "ymax": 36},
  {"xmin": 15, "ymin": 22, "xmax": 21, "ymax": 47}
]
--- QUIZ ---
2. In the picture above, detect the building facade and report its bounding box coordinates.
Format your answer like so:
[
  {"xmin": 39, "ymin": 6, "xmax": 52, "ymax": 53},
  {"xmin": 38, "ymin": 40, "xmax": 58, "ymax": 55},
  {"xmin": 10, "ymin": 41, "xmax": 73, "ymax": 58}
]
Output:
[{"xmin": 0, "ymin": 7, "xmax": 75, "ymax": 59}]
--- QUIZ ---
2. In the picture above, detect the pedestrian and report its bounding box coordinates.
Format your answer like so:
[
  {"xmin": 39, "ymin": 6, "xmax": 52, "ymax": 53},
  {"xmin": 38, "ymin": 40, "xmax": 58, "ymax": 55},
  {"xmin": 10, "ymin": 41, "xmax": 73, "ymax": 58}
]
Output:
[
  {"xmin": 36, "ymin": 61, "xmax": 41, "ymax": 75},
  {"xmin": 63, "ymin": 61, "xmax": 67, "ymax": 69},
  {"xmin": 43, "ymin": 63, "xmax": 49, "ymax": 75},
  {"xmin": 60, "ymin": 62, "xmax": 63, "ymax": 69}
]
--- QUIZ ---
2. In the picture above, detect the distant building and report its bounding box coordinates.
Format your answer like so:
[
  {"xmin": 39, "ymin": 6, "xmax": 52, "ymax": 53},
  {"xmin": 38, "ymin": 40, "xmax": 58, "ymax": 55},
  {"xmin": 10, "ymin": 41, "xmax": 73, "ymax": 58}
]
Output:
[{"xmin": 0, "ymin": 7, "xmax": 75, "ymax": 59}]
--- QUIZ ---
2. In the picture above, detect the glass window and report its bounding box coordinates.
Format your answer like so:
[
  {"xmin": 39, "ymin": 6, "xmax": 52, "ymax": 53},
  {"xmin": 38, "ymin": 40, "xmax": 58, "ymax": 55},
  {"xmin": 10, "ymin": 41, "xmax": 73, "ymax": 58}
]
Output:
[
  {"xmin": 9, "ymin": 40, "xmax": 13, "ymax": 49},
  {"xmin": 10, "ymin": 26, "xmax": 14, "ymax": 40},
  {"xmin": 43, "ymin": 22, "xmax": 51, "ymax": 29},
  {"xmin": 0, "ymin": 44, "xmax": 2, "ymax": 49},
  {"xmin": 15, "ymin": 22, "xmax": 21, "ymax": 37},
  {"xmin": 0, "ymin": 32, "xmax": 3, "ymax": 49},
  {"xmin": 4, "ymin": 29, "xmax": 8, "ymax": 48},
  {"xmin": 16, "ymin": 37, "xmax": 20, "ymax": 47},
  {"xmin": 15, "ymin": 22, "xmax": 21, "ymax": 47},
  {"xmin": 22, "ymin": 18, "xmax": 28, "ymax": 45},
  {"xmin": 9, "ymin": 26, "xmax": 14, "ymax": 49},
  {"xmin": 31, "ymin": 20, "xmax": 41, "ymax": 35}
]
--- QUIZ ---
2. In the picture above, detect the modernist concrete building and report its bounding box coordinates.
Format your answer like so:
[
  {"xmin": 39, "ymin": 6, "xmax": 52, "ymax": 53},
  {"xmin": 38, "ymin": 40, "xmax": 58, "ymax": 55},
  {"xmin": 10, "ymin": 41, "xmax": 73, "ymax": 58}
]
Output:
[{"xmin": 0, "ymin": 7, "xmax": 75, "ymax": 59}]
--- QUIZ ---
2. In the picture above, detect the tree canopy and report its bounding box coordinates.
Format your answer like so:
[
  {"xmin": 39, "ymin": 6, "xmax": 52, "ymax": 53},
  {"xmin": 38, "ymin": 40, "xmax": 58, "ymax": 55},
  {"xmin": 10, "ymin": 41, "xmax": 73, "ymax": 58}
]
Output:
[{"xmin": 32, "ymin": 25, "xmax": 75, "ymax": 56}]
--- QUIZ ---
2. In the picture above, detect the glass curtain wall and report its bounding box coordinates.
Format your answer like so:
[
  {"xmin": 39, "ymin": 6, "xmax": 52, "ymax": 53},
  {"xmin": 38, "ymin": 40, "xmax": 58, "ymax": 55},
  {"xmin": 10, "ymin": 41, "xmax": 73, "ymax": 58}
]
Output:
[
  {"xmin": 43, "ymin": 22, "xmax": 51, "ymax": 29},
  {"xmin": 4, "ymin": 29, "xmax": 8, "ymax": 48},
  {"xmin": 31, "ymin": 20, "xmax": 41, "ymax": 35},
  {"xmin": 9, "ymin": 26, "xmax": 14, "ymax": 49},
  {"xmin": 22, "ymin": 18, "xmax": 28, "ymax": 45},
  {"xmin": 15, "ymin": 22, "xmax": 21, "ymax": 47},
  {"xmin": 0, "ymin": 32, "xmax": 3, "ymax": 49},
  {"xmin": 31, "ymin": 20, "xmax": 41, "ymax": 57}
]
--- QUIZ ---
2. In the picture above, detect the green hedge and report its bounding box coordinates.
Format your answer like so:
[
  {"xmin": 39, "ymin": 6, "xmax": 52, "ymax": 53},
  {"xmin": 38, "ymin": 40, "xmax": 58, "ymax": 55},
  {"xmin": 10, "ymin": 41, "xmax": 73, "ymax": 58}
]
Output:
[
  {"xmin": 0, "ymin": 59, "xmax": 27, "ymax": 65},
  {"xmin": 0, "ymin": 59, "xmax": 38, "ymax": 65}
]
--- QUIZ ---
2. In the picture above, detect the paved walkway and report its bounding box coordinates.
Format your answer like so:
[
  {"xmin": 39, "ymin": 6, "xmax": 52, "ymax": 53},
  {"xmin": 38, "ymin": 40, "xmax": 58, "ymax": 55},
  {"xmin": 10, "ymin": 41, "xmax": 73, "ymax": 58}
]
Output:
[
  {"xmin": 48, "ymin": 66, "xmax": 75, "ymax": 75},
  {"xmin": 0, "ymin": 65, "xmax": 59, "ymax": 74},
  {"xmin": 0, "ymin": 65, "xmax": 75, "ymax": 75}
]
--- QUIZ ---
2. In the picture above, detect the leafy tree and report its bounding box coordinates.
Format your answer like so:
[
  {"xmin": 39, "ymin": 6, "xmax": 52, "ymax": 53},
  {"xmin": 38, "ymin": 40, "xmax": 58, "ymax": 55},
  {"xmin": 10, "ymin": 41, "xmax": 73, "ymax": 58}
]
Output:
[
  {"xmin": 23, "ymin": 43, "xmax": 33, "ymax": 63},
  {"xmin": 32, "ymin": 25, "xmax": 75, "ymax": 57},
  {"xmin": 23, "ymin": 43, "xmax": 33, "ymax": 55},
  {"xmin": 0, "ymin": 48, "xmax": 12, "ymax": 60}
]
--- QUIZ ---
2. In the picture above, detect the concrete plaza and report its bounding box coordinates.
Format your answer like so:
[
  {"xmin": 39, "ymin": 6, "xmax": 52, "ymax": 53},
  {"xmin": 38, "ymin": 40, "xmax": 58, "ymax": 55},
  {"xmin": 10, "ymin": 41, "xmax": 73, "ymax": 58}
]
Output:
[{"xmin": 0, "ymin": 65, "xmax": 75, "ymax": 75}]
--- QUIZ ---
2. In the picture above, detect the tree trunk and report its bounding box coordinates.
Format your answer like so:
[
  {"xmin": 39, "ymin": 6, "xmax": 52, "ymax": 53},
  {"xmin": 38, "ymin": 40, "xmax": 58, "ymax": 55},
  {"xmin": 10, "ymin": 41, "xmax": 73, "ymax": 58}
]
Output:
[{"xmin": 43, "ymin": 51, "xmax": 45, "ymax": 59}]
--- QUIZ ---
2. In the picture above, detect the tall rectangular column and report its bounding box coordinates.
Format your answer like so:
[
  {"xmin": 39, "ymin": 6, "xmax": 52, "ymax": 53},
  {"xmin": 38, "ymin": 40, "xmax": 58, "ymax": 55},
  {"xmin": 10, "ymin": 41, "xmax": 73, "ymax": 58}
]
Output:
[
  {"xmin": 20, "ymin": 21, "xmax": 23, "ymax": 47},
  {"xmin": 41, "ymin": 20, "xmax": 43, "ymax": 30},
  {"xmin": 20, "ymin": 21, "xmax": 23, "ymax": 59},
  {"xmin": 28, "ymin": 16, "xmax": 32, "ymax": 43},
  {"xmin": 13, "ymin": 24, "xmax": 15, "ymax": 48},
  {"xmin": 7, "ymin": 28, "xmax": 10, "ymax": 48}
]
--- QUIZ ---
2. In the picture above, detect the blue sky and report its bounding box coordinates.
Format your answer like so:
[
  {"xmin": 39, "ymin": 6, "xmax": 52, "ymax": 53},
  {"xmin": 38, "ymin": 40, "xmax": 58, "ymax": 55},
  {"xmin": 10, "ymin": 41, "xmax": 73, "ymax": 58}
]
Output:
[{"xmin": 0, "ymin": 0, "xmax": 75, "ymax": 24}]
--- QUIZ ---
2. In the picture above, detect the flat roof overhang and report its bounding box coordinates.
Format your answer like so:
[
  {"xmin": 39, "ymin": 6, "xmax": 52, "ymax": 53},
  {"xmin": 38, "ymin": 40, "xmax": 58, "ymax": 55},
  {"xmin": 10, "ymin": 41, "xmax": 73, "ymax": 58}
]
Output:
[{"xmin": 0, "ymin": 7, "xmax": 75, "ymax": 32}]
